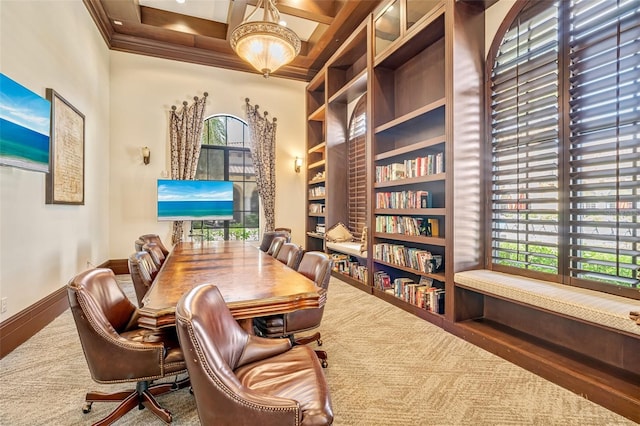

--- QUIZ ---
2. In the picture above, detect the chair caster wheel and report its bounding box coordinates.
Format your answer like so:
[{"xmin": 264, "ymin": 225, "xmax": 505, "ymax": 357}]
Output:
[
  {"xmin": 82, "ymin": 402, "xmax": 92, "ymax": 414},
  {"xmin": 321, "ymin": 360, "xmax": 328, "ymax": 368},
  {"xmin": 317, "ymin": 339, "xmax": 323, "ymax": 346},
  {"xmin": 189, "ymin": 387, "xmax": 194, "ymax": 395}
]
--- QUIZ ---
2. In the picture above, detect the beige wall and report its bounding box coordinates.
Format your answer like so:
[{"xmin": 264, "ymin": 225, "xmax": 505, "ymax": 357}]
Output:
[
  {"xmin": 0, "ymin": 0, "xmax": 111, "ymax": 320},
  {"xmin": 108, "ymin": 52, "xmax": 307, "ymax": 257}
]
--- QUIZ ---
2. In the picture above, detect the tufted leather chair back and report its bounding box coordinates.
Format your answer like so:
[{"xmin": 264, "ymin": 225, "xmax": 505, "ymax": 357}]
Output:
[
  {"xmin": 267, "ymin": 236, "xmax": 287, "ymax": 257},
  {"xmin": 143, "ymin": 242, "xmax": 166, "ymax": 269},
  {"xmin": 176, "ymin": 284, "xmax": 303, "ymax": 426},
  {"xmin": 138, "ymin": 234, "xmax": 170, "ymax": 256},
  {"xmin": 259, "ymin": 230, "xmax": 291, "ymax": 252},
  {"xmin": 67, "ymin": 268, "xmax": 168, "ymax": 382},
  {"xmin": 275, "ymin": 243, "xmax": 304, "ymax": 269},
  {"xmin": 128, "ymin": 251, "xmax": 158, "ymax": 307}
]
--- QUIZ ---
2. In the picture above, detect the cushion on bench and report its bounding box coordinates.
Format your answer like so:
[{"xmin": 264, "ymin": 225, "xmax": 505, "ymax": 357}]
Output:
[
  {"xmin": 455, "ymin": 269, "xmax": 640, "ymax": 336},
  {"xmin": 326, "ymin": 241, "xmax": 367, "ymax": 258}
]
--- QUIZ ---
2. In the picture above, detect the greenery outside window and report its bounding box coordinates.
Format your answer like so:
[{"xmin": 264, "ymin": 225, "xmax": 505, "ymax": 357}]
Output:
[
  {"xmin": 192, "ymin": 114, "xmax": 259, "ymax": 241},
  {"xmin": 489, "ymin": 0, "xmax": 639, "ymax": 298}
]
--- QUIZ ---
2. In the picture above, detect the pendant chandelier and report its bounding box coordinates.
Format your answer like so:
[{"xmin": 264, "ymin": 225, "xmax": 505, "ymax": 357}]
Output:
[{"xmin": 230, "ymin": 0, "xmax": 301, "ymax": 78}]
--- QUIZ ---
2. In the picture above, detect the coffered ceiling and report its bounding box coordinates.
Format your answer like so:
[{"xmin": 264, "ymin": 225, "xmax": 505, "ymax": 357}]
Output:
[{"xmin": 83, "ymin": 0, "xmax": 384, "ymax": 81}]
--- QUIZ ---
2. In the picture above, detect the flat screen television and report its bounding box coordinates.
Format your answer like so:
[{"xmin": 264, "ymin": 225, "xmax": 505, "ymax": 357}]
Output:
[{"xmin": 157, "ymin": 179, "xmax": 233, "ymax": 221}]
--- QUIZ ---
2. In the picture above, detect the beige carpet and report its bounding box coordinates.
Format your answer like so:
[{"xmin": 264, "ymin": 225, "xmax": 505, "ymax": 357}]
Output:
[{"xmin": 0, "ymin": 276, "xmax": 635, "ymax": 425}]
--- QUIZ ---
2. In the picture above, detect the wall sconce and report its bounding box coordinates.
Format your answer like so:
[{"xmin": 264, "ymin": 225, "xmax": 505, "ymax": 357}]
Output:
[
  {"xmin": 142, "ymin": 146, "xmax": 150, "ymax": 165},
  {"xmin": 294, "ymin": 157, "xmax": 303, "ymax": 173}
]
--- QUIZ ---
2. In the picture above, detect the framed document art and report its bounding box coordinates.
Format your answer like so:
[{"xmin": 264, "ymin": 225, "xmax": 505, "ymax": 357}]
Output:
[{"xmin": 45, "ymin": 89, "xmax": 85, "ymax": 205}]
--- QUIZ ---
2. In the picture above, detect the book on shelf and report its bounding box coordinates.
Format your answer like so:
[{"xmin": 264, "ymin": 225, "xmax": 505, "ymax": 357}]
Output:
[
  {"xmin": 375, "ymin": 190, "xmax": 432, "ymax": 209},
  {"xmin": 375, "ymin": 154, "xmax": 444, "ymax": 183},
  {"xmin": 427, "ymin": 218, "xmax": 439, "ymax": 237}
]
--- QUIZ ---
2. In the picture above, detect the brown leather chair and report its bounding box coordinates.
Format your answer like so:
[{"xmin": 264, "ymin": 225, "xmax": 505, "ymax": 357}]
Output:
[
  {"xmin": 143, "ymin": 241, "xmax": 166, "ymax": 269},
  {"xmin": 175, "ymin": 283, "xmax": 334, "ymax": 426},
  {"xmin": 259, "ymin": 230, "xmax": 291, "ymax": 252},
  {"xmin": 275, "ymin": 243, "xmax": 304, "ymax": 269},
  {"xmin": 267, "ymin": 235, "xmax": 287, "ymax": 258},
  {"xmin": 254, "ymin": 251, "xmax": 333, "ymax": 367},
  {"xmin": 67, "ymin": 268, "xmax": 188, "ymax": 425},
  {"xmin": 137, "ymin": 234, "xmax": 170, "ymax": 256},
  {"xmin": 128, "ymin": 251, "xmax": 158, "ymax": 307}
]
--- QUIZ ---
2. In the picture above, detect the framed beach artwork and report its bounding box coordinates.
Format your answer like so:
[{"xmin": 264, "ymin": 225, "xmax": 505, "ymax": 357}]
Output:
[
  {"xmin": 0, "ymin": 73, "xmax": 51, "ymax": 173},
  {"xmin": 45, "ymin": 89, "xmax": 85, "ymax": 205}
]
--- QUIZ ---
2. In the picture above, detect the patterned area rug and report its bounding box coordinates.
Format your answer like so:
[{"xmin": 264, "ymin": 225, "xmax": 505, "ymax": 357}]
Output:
[{"xmin": 0, "ymin": 276, "xmax": 635, "ymax": 425}]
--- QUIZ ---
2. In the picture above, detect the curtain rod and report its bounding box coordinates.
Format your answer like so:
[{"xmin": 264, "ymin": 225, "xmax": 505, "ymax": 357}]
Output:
[
  {"xmin": 171, "ymin": 92, "xmax": 208, "ymax": 111},
  {"xmin": 245, "ymin": 97, "xmax": 277, "ymax": 122}
]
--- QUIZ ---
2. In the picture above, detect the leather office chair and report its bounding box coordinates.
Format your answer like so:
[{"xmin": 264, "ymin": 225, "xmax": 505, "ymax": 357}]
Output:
[
  {"xmin": 138, "ymin": 233, "xmax": 170, "ymax": 256},
  {"xmin": 259, "ymin": 230, "xmax": 291, "ymax": 252},
  {"xmin": 254, "ymin": 251, "xmax": 333, "ymax": 367},
  {"xmin": 175, "ymin": 283, "xmax": 334, "ymax": 426},
  {"xmin": 143, "ymin": 242, "xmax": 166, "ymax": 269},
  {"xmin": 275, "ymin": 243, "xmax": 304, "ymax": 269},
  {"xmin": 266, "ymin": 235, "xmax": 287, "ymax": 258},
  {"xmin": 128, "ymin": 251, "xmax": 158, "ymax": 307},
  {"xmin": 67, "ymin": 268, "xmax": 188, "ymax": 425}
]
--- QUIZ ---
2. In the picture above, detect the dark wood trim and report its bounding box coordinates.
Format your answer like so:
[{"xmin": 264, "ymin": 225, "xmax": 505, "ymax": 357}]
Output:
[
  {"xmin": 0, "ymin": 286, "xmax": 68, "ymax": 359},
  {"xmin": 0, "ymin": 259, "xmax": 127, "ymax": 359}
]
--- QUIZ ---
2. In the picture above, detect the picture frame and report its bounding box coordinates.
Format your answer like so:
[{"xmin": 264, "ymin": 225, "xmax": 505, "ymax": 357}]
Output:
[{"xmin": 45, "ymin": 89, "xmax": 85, "ymax": 205}]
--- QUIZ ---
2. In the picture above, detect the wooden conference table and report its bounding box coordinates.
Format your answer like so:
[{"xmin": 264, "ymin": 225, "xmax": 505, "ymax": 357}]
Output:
[{"xmin": 138, "ymin": 241, "xmax": 324, "ymax": 330}]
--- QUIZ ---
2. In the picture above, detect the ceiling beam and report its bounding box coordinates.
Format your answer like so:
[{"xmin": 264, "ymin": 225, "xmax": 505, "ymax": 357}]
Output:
[
  {"xmin": 100, "ymin": 0, "xmax": 141, "ymax": 23},
  {"xmin": 140, "ymin": 6, "xmax": 227, "ymax": 39},
  {"xmin": 246, "ymin": 0, "xmax": 335, "ymax": 25},
  {"xmin": 227, "ymin": 0, "xmax": 249, "ymax": 40}
]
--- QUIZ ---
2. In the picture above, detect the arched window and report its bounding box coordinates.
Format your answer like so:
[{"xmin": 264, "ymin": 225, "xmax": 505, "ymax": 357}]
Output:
[
  {"xmin": 488, "ymin": 0, "xmax": 639, "ymax": 297},
  {"xmin": 192, "ymin": 114, "xmax": 259, "ymax": 241},
  {"xmin": 347, "ymin": 94, "xmax": 367, "ymax": 237}
]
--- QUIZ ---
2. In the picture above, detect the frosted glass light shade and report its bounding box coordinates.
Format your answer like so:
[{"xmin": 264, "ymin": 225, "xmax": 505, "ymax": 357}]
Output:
[{"xmin": 230, "ymin": 21, "xmax": 301, "ymax": 78}]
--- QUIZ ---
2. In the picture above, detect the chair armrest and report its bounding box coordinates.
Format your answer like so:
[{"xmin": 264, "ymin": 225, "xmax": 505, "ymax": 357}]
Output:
[{"xmin": 236, "ymin": 335, "xmax": 292, "ymax": 368}]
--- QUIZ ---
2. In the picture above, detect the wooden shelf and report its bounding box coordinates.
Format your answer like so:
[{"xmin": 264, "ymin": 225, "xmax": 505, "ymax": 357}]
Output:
[
  {"xmin": 331, "ymin": 270, "xmax": 369, "ymax": 292},
  {"xmin": 374, "ymin": 173, "xmax": 446, "ymax": 188},
  {"xmin": 375, "ymin": 208, "xmax": 446, "ymax": 216},
  {"xmin": 308, "ymin": 142, "xmax": 326, "ymax": 154},
  {"xmin": 309, "ymin": 196, "xmax": 326, "ymax": 201},
  {"xmin": 374, "ymin": 98, "xmax": 446, "ymax": 134},
  {"xmin": 372, "ymin": 258, "xmax": 446, "ymax": 281},
  {"xmin": 308, "ymin": 159, "xmax": 326, "ymax": 169},
  {"xmin": 308, "ymin": 178, "xmax": 326, "ymax": 185},
  {"xmin": 328, "ymin": 69, "xmax": 367, "ymax": 104},
  {"xmin": 371, "ymin": 287, "xmax": 444, "ymax": 327},
  {"xmin": 306, "ymin": 232, "xmax": 325, "ymax": 239},
  {"xmin": 308, "ymin": 104, "xmax": 326, "ymax": 121},
  {"xmin": 308, "ymin": 213, "xmax": 326, "ymax": 218},
  {"xmin": 375, "ymin": 135, "xmax": 446, "ymax": 161},
  {"xmin": 374, "ymin": 232, "xmax": 446, "ymax": 246}
]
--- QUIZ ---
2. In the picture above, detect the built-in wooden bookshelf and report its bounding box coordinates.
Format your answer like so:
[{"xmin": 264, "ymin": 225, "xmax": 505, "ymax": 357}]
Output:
[
  {"xmin": 369, "ymin": 3, "xmax": 449, "ymax": 325},
  {"xmin": 305, "ymin": 71, "xmax": 327, "ymax": 251}
]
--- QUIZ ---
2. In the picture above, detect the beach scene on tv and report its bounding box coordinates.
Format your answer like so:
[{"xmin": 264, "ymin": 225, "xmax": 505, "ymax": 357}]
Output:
[
  {"xmin": 157, "ymin": 179, "xmax": 234, "ymax": 221},
  {"xmin": 0, "ymin": 73, "xmax": 51, "ymax": 173}
]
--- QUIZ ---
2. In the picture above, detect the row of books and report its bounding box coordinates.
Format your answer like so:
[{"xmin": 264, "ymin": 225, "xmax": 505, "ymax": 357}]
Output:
[
  {"xmin": 375, "ymin": 190, "xmax": 433, "ymax": 209},
  {"xmin": 331, "ymin": 254, "xmax": 368, "ymax": 284},
  {"xmin": 372, "ymin": 272, "xmax": 444, "ymax": 313},
  {"xmin": 375, "ymin": 216, "xmax": 425, "ymax": 236},
  {"xmin": 309, "ymin": 186, "xmax": 325, "ymax": 197},
  {"xmin": 373, "ymin": 243, "xmax": 442, "ymax": 274},
  {"xmin": 375, "ymin": 153, "xmax": 444, "ymax": 182}
]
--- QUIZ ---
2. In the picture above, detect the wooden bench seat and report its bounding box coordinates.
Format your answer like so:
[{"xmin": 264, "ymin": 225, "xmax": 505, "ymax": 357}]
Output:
[
  {"xmin": 454, "ymin": 269, "xmax": 640, "ymax": 336},
  {"xmin": 450, "ymin": 269, "xmax": 640, "ymax": 423}
]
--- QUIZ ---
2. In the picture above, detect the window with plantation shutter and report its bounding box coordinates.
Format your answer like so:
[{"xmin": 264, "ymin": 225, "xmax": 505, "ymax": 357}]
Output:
[
  {"xmin": 489, "ymin": 0, "xmax": 639, "ymax": 297},
  {"xmin": 490, "ymin": 2, "xmax": 560, "ymax": 275},
  {"xmin": 347, "ymin": 94, "xmax": 367, "ymax": 238}
]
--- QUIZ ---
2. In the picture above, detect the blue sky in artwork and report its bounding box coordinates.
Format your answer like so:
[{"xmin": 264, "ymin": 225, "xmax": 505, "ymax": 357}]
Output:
[
  {"xmin": 0, "ymin": 74, "xmax": 50, "ymax": 136},
  {"xmin": 157, "ymin": 180, "xmax": 233, "ymax": 202}
]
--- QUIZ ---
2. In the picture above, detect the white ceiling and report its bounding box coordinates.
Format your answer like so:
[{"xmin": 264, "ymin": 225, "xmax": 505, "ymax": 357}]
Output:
[{"xmin": 138, "ymin": 0, "xmax": 318, "ymax": 41}]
